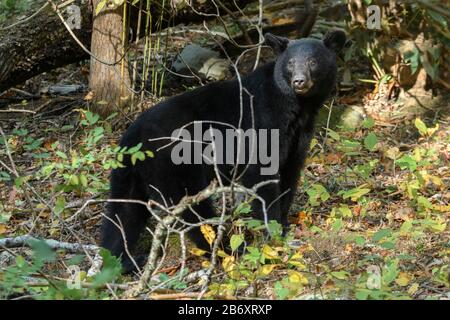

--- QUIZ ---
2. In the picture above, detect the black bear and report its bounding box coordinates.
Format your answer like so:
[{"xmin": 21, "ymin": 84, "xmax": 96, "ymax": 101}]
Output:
[{"xmin": 101, "ymin": 30, "xmax": 347, "ymax": 272}]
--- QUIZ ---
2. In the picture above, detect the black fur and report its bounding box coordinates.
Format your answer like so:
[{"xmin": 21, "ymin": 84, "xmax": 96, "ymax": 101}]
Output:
[{"xmin": 101, "ymin": 30, "xmax": 347, "ymax": 273}]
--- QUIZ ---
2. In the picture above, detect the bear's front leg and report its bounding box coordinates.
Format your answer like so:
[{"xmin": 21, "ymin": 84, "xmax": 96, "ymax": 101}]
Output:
[{"xmin": 241, "ymin": 168, "xmax": 282, "ymax": 224}]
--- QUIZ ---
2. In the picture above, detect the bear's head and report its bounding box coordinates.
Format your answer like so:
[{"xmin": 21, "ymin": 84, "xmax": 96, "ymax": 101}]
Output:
[{"xmin": 265, "ymin": 30, "xmax": 348, "ymax": 98}]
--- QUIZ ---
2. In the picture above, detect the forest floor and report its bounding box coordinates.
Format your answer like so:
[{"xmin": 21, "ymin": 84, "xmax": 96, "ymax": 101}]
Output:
[
  {"xmin": 0, "ymin": 65, "xmax": 448, "ymax": 299},
  {"xmin": 0, "ymin": 5, "xmax": 449, "ymax": 299}
]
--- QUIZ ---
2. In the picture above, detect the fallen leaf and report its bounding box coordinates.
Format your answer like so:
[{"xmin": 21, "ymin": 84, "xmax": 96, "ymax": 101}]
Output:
[
  {"xmin": 408, "ymin": 283, "xmax": 419, "ymax": 295},
  {"xmin": 259, "ymin": 264, "xmax": 277, "ymax": 276},
  {"xmin": 395, "ymin": 272, "xmax": 411, "ymax": 286},
  {"xmin": 190, "ymin": 248, "xmax": 207, "ymax": 256},
  {"xmin": 262, "ymin": 245, "xmax": 279, "ymax": 260},
  {"xmin": 288, "ymin": 270, "xmax": 308, "ymax": 284},
  {"xmin": 0, "ymin": 224, "xmax": 7, "ymax": 234}
]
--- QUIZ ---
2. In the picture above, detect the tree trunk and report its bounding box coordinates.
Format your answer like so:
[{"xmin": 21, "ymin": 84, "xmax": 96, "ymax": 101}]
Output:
[
  {"xmin": 89, "ymin": 0, "xmax": 131, "ymax": 117},
  {"xmin": 0, "ymin": 0, "xmax": 92, "ymax": 93}
]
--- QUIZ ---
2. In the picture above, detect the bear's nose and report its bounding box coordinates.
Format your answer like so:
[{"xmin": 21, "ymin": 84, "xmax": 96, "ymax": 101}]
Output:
[
  {"xmin": 292, "ymin": 76, "xmax": 313, "ymax": 94},
  {"xmin": 293, "ymin": 79, "xmax": 305, "ymax": 87},
  {"xmin": 293, "ymin": 77, "xmax": 307, "ymax": 89}
]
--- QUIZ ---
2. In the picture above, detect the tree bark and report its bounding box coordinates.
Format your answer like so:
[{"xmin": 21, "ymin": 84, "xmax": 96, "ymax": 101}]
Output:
[{"xmin": 89, "ymin": 0, "xmax": 131, "ymax": 117}]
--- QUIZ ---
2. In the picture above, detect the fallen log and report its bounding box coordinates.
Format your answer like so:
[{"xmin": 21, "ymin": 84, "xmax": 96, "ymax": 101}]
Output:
[
  {"xmin": 0, "ymin": 0, "xmax": 256, "ymax": 94},
  {"xmin": 0, "ymin": 0, "xmax": 92, "ymax": 93}
]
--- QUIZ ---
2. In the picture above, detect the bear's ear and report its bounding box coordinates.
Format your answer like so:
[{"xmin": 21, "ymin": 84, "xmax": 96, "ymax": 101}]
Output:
[
  {"xmin": 323, "ymin": 29, "xmax": 347, "ymax": 53},
  {"xmin": 264, "ymin": 33, "xmax": 290, "ymax": 55}
]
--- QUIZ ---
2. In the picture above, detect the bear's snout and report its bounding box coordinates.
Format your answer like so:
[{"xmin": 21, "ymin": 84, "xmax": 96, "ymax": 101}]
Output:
[{"xmin": 292, "ymin": 75, "xmax": 313, "ymax": 95}]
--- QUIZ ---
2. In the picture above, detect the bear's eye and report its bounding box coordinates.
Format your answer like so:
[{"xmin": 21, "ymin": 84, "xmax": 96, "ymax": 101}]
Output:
[
  {"xmin": 308, "ymin": 59, "xmax": 318, "ymax": 68},
  {"xmin": 287, "ymin": 59, "xmax": 295, "ymax": 69}
]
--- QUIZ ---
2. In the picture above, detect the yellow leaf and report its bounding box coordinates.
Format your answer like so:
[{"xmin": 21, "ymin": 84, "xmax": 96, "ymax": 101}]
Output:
[
  {"xmin": 430, "ymin": 175, "xmax": 444, "ymax": 188},
  {"xmin": 95, "ymin": 0, "xmax": 107, "ymax": 15},
  {"xmin": 0, "ymin": 224, "xmax": 7, "ymax": 234},
  {"xmin": 200, "ymin": 224, "xmax": 216, "ymax": 246},
  {"xmin": 395, "ymin": 272, "xmax": 411, "ymax": 287},
  {"xmin": 289, "ymin": 260, "xmax": 307, "ymax": 269},
  {"xmin": 288, "ymin": 270, "xmax": 308, "ymax": 284},
  {"xmin": 434, "ymin": 204, "xmax": 450, "ymax": 212},
  {"xmin": 202, "ymin": 260, "xmax": 211, "ymax": 268},
  {"xmin": 83, "ymin": 91, "xmax": 94, "ymax": 101},
  {"xmin": 289, "ymin": 252, "xmax": 306, "ymax": 269},
  {"xmin": 290, "ymin": 252, "xmax": 303, "ymax": 260},
  {"xmin": 384, "ymin": 147, "xmax": 401, "ymax": 160},
  {"xmin": 222, "ymin": 256, "xmax": 235, "ymax": 272},
  {"xmin": 309, "ymin": 138, "xmax": 318, "ymax": 150},
  {"xmin": 190, "ymin": 248, "xmax": 207, "ymax": 256},
  {"xmin": 408, "ymin": 283, "xmax": 419, "ymax": 295},
  {"xmin": 217, "ymin": 250, "xmax": 228, "ymax": 258},
  {"xmin": 414, "ymin": 118, "xmax": 428, "ymax": 136},
  {"xmin": 259, "ymin": 264, "xmax": 276, "ymax": 276},
  {"xmin": 427, "ymin": 123, "xmax": 439, "ymax": 137},
  {"xmin": 262, "ymin": 245, "xmax": 279, "ymax": 260}
]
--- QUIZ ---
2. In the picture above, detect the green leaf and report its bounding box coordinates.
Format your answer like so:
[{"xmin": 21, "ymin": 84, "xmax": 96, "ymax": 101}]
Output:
[
  {"xmin": 331, "ymin": 271, "xmax": 349, "ymax": 280},
  {"xmin": 131, "ymin": 154, "xmax": 138, "ymax": 165},
  {"xmin": 372, "ymin": 228, "xmax": 391, "ymax": 242},
  {"xmin": 364, "ymin": 132, "xmax": 378, "ymax": 151},
  {"xmin": 400, "ymin": 220, "xmax": 413, "ymax": 235},
  {"xmin": 340, "ymin": 187, "xmax": 371, "ymax": 202},
  {"xmin": 326, "ymin": 129, "xmax": 340, "ymax": 141},
  {"xmin": 245, "ymin": 219, "xmax": 263, "ymax": 230},
  {"xmin": 79, "ymin": 174, "xmax": 88, "ymax": 188},
  {"xmin": 332, "ymin": 218, "xmax": 343, "ymax": 232},
  {"xmin": 396, "ymin": 155, "xmax": 417, "ymax": 172},
  {"xmin": 16, "ymin": 255, "xmax": 26, "ymax": 268},
  {"xmin": 427, "ymin": 10, "xmax": 447, "ymax": 28},
  {"xmin": 92, "ymin": 249, "xmax": 122, "ymax": 287},
  {"xmin": 403, "ymin": 47, "xmax": 420, "ymax": 74},
  {"xmin": 14, "ymin": 176, "xmax": 25, "ymax": 188},
  {"xmin": 128, "ymin": 143, "xmax": 143, "ymax": 154},
  {"xmin": 381, "ymin": 241, "xmax": 395, "ymax": 250},
  {"xmin": 54, "ymin": 196, "xmax": 66, "ymax": 215},
  {"xmin": 234, "ymin": 202, "xmax": 252, "ymax": 216},
  {"xmin": 24, "ymin": 138, "xmax": 43, "ymax": 151},
  {"xmin": 0, "ymin": 171, "xmax": 11, "ymax": 181},
  {"xmin": 355, "ymin": 289, "xmax": 370, "ymax": 300},
  {"xmin": 382, "ymin": 260, "xmax": 399, "ymax": 285},
  {"xmin": 355, "ymin": 235, "xmax": 366, "ymax": 246},
  {"xmin": 362, "ymin": 117, "xmax": 375, "ymax": 129},
  {"xmin": 307, "ymin": 184, "xmax": 330, "ymax": 206},
  {"xmin": 136, "ymin": 151, "xmax": 145, "ymax": 161},
  {"xmin": 69, "ymin": 175, "xmax": 79, "ymax": 186},
  {"xmin": 414, "ymin": 118, "xmax": 428, "ymax": 136},
  {"xmin": 243, "ymin": 246, "xmax": 261, "ymax": 264},
  {"xmin": 337, "ymin": 205, "xmax": 352, "ymax": 218},
  {"xmin": 268, "ymin": 220, "xmax": 283, "ymax": 236},
  {"xmin": 417, "ymin": 195, "xmax": 433, "ymax": 210},
  {"xmin": 230, "ymin": 234, "xmax": 244, "ymax": 252},
  {"xmin": 85, "ymin": 112, "xmax": 99, "ymax": 125},
  {"xmin": 274, "ymin": 281, "xmax": 289, "ymax": 299},
  {"xmin": 421, "ymin": 219, "xmax": 446, "ymax": 233},
  {"xmin": 67, "ymin": 255, "xmax": 84, "ymax": 266}
]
